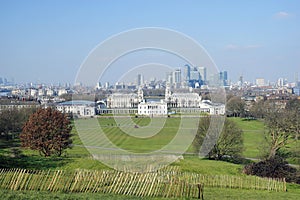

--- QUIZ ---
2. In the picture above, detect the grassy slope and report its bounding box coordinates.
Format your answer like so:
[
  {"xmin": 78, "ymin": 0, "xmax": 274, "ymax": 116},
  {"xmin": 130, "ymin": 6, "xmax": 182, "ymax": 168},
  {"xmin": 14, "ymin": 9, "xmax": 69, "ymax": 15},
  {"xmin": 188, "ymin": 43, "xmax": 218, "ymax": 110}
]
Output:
[
  {"xmin": 228, "ymin": 118, "xmax": 265, "ymax": 158},
  {"xmin": 1, "ymin": 117, "xmax": 299, "ymax": 199},
  {"xmin": 229, "ymin": 117, "xmax": 299, "ymax": 165},
  {"xmin": 1, "ymin": 185, "xmax": 300, "ymax": 200}
]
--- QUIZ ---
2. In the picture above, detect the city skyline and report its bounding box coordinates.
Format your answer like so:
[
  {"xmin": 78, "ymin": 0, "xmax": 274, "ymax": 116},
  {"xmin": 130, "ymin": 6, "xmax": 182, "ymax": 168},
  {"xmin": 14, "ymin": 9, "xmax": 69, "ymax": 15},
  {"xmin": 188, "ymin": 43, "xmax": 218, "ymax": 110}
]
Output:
[{"xmin": 1, "ymin": 1, "xmax": 300, "ymax": 84}]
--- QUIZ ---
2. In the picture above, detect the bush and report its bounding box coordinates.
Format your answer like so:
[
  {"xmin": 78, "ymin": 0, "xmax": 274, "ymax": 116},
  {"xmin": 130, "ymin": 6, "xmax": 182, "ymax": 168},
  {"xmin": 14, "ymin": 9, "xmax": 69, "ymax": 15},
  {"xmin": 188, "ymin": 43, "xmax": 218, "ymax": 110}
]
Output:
[{"xmin": 243, "ymin": 156, "xmax": 300, "ymax": 184}]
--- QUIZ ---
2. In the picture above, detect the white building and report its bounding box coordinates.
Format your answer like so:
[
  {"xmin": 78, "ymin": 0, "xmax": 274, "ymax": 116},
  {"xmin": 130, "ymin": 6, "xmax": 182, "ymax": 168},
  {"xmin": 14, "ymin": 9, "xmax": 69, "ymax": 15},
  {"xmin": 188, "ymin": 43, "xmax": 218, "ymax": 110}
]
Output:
[
  {"xmin": 164, "ymin": 84, "xmax": 225, "ymax": 115},
  {"xmin": 138, "ymin": 101, "xmax": 167, "ymax": 116},
  {"xmin": 58, "ymin": 88, "xmax": 67, "ymax": 96},
  {"xmin": 200, "ymin": 100, "xmax": 225, "ymax": 115},
  {"xmin": 107, "ymin": 87, "xmax": 144, "ymax": 108},
  {"xmin": 56, "ymin": 100, "xmax": 95, "ymax": 117},
  {"xmin": 46, "ymin": 89, "xmax": 54, "ymax": 96},
  {"xmin": 256, "ymin": 78, "xmax": 265, "ymax": 87},
  {"xmin": 165, "ymin": 84, "xmax": 201, "ymax": 107}
]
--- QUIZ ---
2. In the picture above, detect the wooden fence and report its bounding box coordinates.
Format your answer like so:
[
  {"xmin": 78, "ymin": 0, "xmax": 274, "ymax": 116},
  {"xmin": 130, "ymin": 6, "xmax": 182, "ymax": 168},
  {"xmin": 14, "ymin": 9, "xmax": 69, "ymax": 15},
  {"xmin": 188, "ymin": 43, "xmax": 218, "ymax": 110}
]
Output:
[
  {"xmin": 0, "ymin": 168, "xmax": 203, "ymax": 199},
  {"xmin": 0, "ymin": 168, "xmax": 287, "ymax": 199}
]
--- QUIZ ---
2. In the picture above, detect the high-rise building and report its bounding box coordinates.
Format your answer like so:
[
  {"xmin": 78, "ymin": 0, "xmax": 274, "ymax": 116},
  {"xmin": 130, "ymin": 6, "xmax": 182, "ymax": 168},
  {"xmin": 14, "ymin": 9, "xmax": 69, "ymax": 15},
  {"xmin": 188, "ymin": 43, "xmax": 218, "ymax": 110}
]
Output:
[
  {"xmin": 166, "ymin": 72, "xmax": 173, "ymax": 84},
  {"xmin": 105, "ymin": 82, "xmax": 110, "ymax": 89},
  {"xmin": 190, "ymin": 70, "xmax": 200, "ymax": 80},
  {"xmin": 239, "ymin": 75, "xmax": 243, "ymax": 83},
  {"xmin": 198, "ymin": 67, "xmax": 207, "ymax": 83},
  {"xmin": 185, "ymin": 64, "xmax": 191, "ymax": 82},
  {"xmin": 277, "ymin": 78, "xmax": 284, "ymax": 87},
  {"xmin": 218, "ymin": 71, "xmax": 228, "ymax": 86},
  {"xmin": 173, "ymin": 69, "xmax": 181, "ymax": 88},
  {"xmin": 137, "ymin": 74, "xmax": 143, "ymax": 86}
]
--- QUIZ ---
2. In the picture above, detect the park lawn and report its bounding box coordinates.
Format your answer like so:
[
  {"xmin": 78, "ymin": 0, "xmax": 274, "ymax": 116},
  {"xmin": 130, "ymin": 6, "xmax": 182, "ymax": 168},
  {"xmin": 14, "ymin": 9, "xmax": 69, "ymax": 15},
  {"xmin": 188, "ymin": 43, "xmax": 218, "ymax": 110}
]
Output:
[
  {"xmin": 0, "ymin": 184, "xmax": 299, "ymax": 200},
  {"xmin": 229, "ymin": 117, "xmax": 300, "ymax": 165},
  {"xmin": 229, "ymin": 118, "xmax": 265, "ymax": 158},
  {"xmin": 2, "ymin": 116, "xmax": 298, "ymax": 169},
  {"xmin": 1, "ymin": 116, "xmax": 300, "ymax": 199},
  {"xmin": 172, "ymin": 155, "xmax": 244, "ymax": 176}
]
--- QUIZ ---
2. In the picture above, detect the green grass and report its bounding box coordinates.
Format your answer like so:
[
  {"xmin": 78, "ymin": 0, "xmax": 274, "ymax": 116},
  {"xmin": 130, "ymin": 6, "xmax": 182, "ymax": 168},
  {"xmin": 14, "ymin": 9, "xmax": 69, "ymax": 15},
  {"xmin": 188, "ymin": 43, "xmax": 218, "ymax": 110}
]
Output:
[
  {"xmin": 1, "ymin": 184, "xmax": 300, "ymax": 200},
  {"xmin": 1, "ymin": 116, "xmax": 300, "ymax": 199},
  {"xmin": 97, "ymin": 117, "xmax": 180, "ymax": 153},
  {"xmin": 172, "ymin": 155, "xmax": 244, "ymax": 176},
  {"xmin": 229, "ymin": 117, "xmax": 300, "ymax": 165},
  {"xmin": 229, "ymin": 118, "xmax": 265, "ymax": 158}
]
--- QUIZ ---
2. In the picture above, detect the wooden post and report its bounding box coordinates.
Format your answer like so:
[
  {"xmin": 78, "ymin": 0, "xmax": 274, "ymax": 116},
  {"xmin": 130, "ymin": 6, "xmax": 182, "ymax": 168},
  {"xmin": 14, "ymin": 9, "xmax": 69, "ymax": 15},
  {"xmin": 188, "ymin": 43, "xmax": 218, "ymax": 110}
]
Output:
[{"xmin": 197, "ymin": 183, "xmax": 204, "ymax": 200}]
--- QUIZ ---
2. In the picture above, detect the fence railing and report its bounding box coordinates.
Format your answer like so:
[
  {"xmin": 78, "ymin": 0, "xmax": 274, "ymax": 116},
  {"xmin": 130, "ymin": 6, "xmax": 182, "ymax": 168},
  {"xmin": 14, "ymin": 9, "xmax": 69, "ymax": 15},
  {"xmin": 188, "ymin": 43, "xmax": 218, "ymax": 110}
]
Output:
[
  {"xmin": 0, "ymin": 168, "xmax": 203, "ymax": 199},
  {"xmin": 0, "ymin": 168, "xmax": 287, "ymax": 199}
]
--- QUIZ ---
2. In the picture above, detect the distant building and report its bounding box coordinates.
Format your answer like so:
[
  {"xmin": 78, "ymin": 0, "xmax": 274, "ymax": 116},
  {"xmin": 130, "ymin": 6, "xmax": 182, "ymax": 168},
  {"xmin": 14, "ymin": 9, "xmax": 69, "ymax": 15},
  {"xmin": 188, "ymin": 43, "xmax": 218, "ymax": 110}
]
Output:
[
  {"xmin": 185, "ymin": 64, "xmax": 202, "ymax": 88},
  {"xmin": 107, "ymin": 87, "xmax": 144, "ymax": 108},
  {"xmin": 173, "ymin": 69, "xmax": 181, "ymax": 88},
  {"xmin": 198, "ymin": 67, "xmax": 207, "ymax": 83},
  {"xmin": 185, "ymin": 64, "xmax": 191, "ymax": 82},
  {"xmin": 293, "ymin": 87, "xmax": 300, "ymax": 96},
  {"xmin": 256, "ymin": 78, "xmax": 265, "ymax": 87},
  {"xmin": 137, "ymin": 74, "xmax": 144, "ymax": 86},
  {"xmin": 0, "ymin": 101, "xmax": 40, "ymax": 111},
  {"xmin": 164, "ymin": 84, "xmax": 225, "ymax": 115},
  {"xmin": 56, "ymin": 100, "xmax": 95, "ymax": 117},
  {"xmin": 138, "ymin": 101, "xmax": 167, "ymax": 116}
]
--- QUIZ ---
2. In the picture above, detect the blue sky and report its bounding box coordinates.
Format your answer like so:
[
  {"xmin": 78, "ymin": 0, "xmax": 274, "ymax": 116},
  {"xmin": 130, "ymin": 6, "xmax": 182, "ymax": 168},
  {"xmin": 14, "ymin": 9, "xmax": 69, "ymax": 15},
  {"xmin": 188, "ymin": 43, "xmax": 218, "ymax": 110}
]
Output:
[{"xmin": 0, "ymin": 0, "xmax": 300, "ymax": 84}]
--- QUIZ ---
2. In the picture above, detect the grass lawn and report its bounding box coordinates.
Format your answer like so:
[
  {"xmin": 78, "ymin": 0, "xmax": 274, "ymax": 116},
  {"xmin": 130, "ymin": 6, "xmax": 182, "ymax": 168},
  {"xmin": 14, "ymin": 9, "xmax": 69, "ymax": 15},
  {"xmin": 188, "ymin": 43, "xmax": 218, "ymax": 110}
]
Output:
[
  {"xmin": 228, "ymin": 118, "xmax": 265, "ymax": 159},
  {"xmin": 229, "ymin": 117, "xmax": 300, "ymax": 165},
  {"xmin": 1, "ymin": 116, "xmax": 299, "ymax": 199},
  {"xmin": 1, "ymin": 184, "xmax": 300, "ymax": 200}
]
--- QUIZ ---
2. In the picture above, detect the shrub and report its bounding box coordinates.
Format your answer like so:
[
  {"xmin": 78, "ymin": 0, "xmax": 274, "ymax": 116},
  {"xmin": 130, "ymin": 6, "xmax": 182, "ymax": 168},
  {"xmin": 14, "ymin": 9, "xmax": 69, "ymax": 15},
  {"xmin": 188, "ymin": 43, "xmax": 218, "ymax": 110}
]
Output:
[{"xmin": 243, "ymin": 156, "xmax": 300, "ymax": 184}]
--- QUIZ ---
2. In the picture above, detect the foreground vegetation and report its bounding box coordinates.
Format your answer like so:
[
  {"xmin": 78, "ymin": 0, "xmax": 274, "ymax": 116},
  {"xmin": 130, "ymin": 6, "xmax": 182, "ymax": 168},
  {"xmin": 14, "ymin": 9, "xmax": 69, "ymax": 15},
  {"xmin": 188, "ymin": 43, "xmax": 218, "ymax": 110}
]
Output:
[
  {"xmin": 0, "ymin": 185, "xmax": 300, "ymax": 200},
  {"xmin": 1, "ymin": 116, "xmax": 299, "ymax": 199}
]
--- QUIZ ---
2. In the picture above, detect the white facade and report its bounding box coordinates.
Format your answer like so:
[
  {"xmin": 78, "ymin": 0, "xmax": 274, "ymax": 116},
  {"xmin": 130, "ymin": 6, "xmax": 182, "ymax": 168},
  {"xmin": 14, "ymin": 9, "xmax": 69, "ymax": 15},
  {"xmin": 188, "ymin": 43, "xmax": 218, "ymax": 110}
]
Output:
[
  {"xmin": 56, "ymin": 100, "xmax": 95, "ymax": 117},
  {"xmin": 107, "ymin": 88, "xmax": 144, "ymax": 108},
  {"xmin": 165, "ymin": 84, "xmax": 202, "ymax": 107},
  {"xmin": 46, "ymin": 89, "xmax": 54, "ymax": 96},
  {"xmin": 58, "ymin": 88, "xmax": 67, "ymax": 96},
  {"xmin": 200, "ymin": 100, "xmax": 225, "ymax": 115},
  {"xmin": 138, "ymin": 101, "xmax": 167, "ymax": 116},
  {"xmin": 107, "ymin": 93, "xmax": 139, "ymax": 108},
  {"xmin": 164, "ymin": 84, "xmax": 225, "ymax": 115}
]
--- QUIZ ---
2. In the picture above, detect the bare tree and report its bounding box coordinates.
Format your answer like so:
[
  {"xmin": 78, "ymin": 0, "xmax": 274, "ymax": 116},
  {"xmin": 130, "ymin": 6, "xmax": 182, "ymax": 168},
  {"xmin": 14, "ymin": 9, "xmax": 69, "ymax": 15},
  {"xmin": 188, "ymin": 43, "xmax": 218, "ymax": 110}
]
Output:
[
  {"xmin": 193, "ymin": 116, "xmax": 243, "ymax": 160},
  {"xmin": 263, "ymin": 99, "xmax": 299, "ymax": 159},
  {"xmin": 226, "ymin": 96, "xmax": 245, "ymax": 117},
  {"xmin": 20, "ymin": 107, "xmax": 72, "ymax": 157}
]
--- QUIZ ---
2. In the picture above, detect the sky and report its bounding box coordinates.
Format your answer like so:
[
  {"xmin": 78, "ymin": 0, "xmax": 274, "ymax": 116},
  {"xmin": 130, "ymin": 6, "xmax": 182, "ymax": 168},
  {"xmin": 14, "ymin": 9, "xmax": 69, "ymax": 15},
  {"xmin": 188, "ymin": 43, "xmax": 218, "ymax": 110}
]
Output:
[{"xmin": 0, "ymin": 0, "xmax": 300, "ymax": 85}]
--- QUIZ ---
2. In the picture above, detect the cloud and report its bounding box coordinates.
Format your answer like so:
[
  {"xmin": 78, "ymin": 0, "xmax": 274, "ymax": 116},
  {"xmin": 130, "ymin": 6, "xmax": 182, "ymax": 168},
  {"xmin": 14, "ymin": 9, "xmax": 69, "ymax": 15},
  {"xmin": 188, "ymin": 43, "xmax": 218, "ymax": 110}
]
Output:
[
  {"xmin": 225, "ymin": 44, "xmax": 239, "ymax": 50},
  {"xmin": 274, "ymin": 11, "xmax": 290, "ymax": 19},
  {"xmin": 225, "ymin": 44, "xmax": 262, "ymax": 50}
]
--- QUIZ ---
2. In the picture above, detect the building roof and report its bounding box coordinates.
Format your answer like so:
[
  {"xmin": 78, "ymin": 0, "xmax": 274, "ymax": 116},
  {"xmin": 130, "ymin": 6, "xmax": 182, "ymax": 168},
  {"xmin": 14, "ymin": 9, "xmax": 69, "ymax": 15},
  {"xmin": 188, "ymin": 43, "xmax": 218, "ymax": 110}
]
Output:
[{"xmin": 59, "ymin": 100, "xmax": 95, "ymax": 106}]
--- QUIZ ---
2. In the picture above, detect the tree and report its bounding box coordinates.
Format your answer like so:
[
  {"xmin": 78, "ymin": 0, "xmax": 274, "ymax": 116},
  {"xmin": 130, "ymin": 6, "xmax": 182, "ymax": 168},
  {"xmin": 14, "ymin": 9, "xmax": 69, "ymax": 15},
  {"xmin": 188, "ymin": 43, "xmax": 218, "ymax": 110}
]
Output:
[
  {"xmin": 0, "ymin": 107, "xmax": 36, "ymax": 140},
  {"xmin": 20, "ymin": 107, "xmax": 72, "ymax": 157},
  {"xmin": 226, "ymin": 96, "xmax": 245, "ymax": 117},
  {"xmin": 285, "ymin": 98, "xmax": 300, "ymax": 140},
  {"xmin": 193, "ymin": 116, "xmax": 243, "ymax": 160},
  {"xmin": 262, "ymin": 100, "xmax": 299, "ymax": 159},
  {"xmin": 249, "ymin": 100, "xmax": 266, "ymax": 118}
]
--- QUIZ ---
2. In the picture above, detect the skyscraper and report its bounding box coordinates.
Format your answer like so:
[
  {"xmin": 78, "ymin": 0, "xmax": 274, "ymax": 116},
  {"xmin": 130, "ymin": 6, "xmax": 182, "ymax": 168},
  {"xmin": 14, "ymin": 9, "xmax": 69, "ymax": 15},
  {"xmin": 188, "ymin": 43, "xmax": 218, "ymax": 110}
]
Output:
[
  {"xmin": 166, "ymin": 72, "xmax": 173, "ymax": 84},
  {"xmin": 218, "ymin": 71, "xmax": 228, "ymax": 86},
  {"xmin": 173, "ymin": 69, "xmax": 181, "ymax": 83},
  {"xmin": 198, "ymin": 67, "xmax": 207, "ymax": 83},
  {"xmin": 185, "ymin": 64, "xmax": 191, "ymax": 82},
  {"xmin": 137, "ymin": 74, "xmax": 143, "ymax": 86}
]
